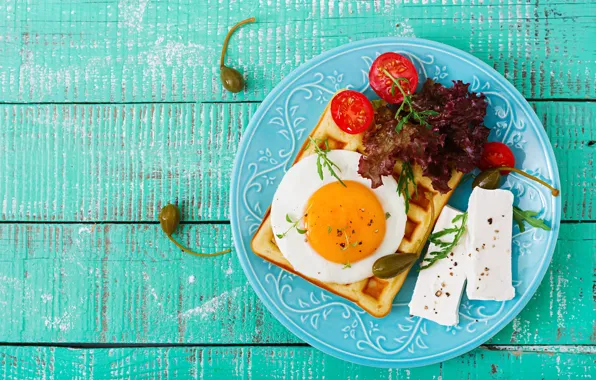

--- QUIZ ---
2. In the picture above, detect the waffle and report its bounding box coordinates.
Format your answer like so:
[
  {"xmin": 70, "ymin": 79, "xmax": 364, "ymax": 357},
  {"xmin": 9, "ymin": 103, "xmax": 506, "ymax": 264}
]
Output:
[{"xmin": 251, "ymin": 101, "xmax": 462, "ymax": 317}]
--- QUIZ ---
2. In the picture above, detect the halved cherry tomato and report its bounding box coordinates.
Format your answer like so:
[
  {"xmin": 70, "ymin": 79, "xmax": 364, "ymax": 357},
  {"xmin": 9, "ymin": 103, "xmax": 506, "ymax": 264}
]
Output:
[
  {"xmin": 369, "ymin": 52, "xmax": 418, "ymax": 104},
  {"xmin": 478, "ymin": 142, "xmax": 516, "ymax": 173},
  {"xmin": 330, "ymin": 90, "xmax": 374, "ymax": 134}
]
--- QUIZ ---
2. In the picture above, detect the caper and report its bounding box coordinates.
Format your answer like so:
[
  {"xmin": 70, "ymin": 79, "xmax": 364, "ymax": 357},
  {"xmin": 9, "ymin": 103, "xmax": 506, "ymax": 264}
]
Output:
[
  {"xmin": 472, "ymin": 169, "xmax": 501, "ymax": 190},
  {"xmin": 372, "ymin": 253, "xmax": 418, "ymax": 279},
  {"xmin": 158, "ymin": 204, "xmax": 230, "ymax": 258},
  {"xmin": 159, "ymin": 204, "xmax": 181, "ymax": 236},
  {"xmin": 220, "ymin": 66, "xmax": 245, "ymax": 93},
  {"xmin": 219, "ymin": 17, "xmax": 256, "ymax": 93}
]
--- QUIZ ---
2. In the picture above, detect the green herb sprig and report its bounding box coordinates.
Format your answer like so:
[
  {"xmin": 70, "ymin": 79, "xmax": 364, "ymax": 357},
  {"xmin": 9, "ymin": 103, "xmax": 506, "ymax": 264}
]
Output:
[
  {"xmin": 381, "ymin": 69, "xmax": 439, "ymax": 132},
  {"xmin": 419, "ymin": 212, "xmax": 468, "ymax": 270},
  {"xmin": 336, "ymin": 226, "xmax": 360, "ymax": 251},
  {"xmin": 513, "ymin": 206, "xmax": 551, "ymax": 233},
  {"xmin": 397, "ymin": 161, "xmax": 417, "ymax": 214},
  {"xmin": 276, "ymin": 213, "xmax": 307, "ymax": 239},
  {"xmin": 305, "ymin": 137, "xmax": 346, "ymax": 187},
  {"xmin": 343, "ymin": 262, "xmax": 352, "ymax": 269}
]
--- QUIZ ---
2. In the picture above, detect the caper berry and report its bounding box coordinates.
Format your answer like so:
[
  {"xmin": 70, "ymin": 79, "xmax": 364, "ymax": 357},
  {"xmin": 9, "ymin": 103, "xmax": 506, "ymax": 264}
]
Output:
[
  {"xmin": 372, "ymin": 253, "xmax": 418, "ymax": 279},
  {"xmin": 158, "ymin": 203, "xmax": 230, "ymax": 258},
  {"xmin": 159, "ymin": 204, "xmax": 180, "ymax": 236},
  {"xmin": 219, "ymin": 17, "xmax": 255, "ymax": 93},
  {"xmin": 220, "ymin": 66, "xmax": 245, "ymax": 93},
  {"xmin": 480, "ymin": 166, "xmax": 560, "ymax": 196},
  {"xmin": 472, "ymin": 169, "xmax": 501, "ymax": 190}
]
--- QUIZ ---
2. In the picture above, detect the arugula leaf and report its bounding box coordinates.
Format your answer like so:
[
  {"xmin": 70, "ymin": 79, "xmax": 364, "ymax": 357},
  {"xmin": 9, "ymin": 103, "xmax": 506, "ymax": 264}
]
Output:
[
  {"xmin": 381, "ymin": 69, "xmax": 437, "ymax": 131},
  {"xmin": 397, "ymin": 161, "xmax": 416, "ymax": 214},
  {"xmin": 309, "ymin": 137, "xmax": 346, "ymax": 187},
  {"xmin": 419, "ymin": 212, "xmax": 468, "ymax": 270},
  {"xmin": 513, "ymin": 206, "xmax": 551, "ymax": 233}
]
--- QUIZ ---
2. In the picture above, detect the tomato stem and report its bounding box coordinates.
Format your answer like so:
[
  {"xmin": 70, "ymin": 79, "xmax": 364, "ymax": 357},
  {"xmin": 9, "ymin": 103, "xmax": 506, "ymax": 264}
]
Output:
[{"xmin": 498, "ymin": 166, "xmax": 560, "ymax": 196}]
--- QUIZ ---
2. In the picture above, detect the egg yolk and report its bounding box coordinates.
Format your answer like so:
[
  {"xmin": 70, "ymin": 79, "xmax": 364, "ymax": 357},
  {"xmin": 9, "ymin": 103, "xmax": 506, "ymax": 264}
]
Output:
[{"xmin": 303, "ymin": 180, "xmax": 387, "ymax": 264}]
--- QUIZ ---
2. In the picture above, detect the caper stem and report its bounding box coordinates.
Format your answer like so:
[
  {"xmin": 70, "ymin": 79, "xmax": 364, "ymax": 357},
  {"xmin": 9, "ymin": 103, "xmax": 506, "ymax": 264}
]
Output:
[
  {"xmin": 167, "ymin": 234, "xmax": 231, "ymax": 257},
  {"xmin": 498, "ymin": 166, "xmax": 560, "ymax": 196},
  {"xmin": 220, "ymin": 17, "xmax": 256, "ymax": 68}
]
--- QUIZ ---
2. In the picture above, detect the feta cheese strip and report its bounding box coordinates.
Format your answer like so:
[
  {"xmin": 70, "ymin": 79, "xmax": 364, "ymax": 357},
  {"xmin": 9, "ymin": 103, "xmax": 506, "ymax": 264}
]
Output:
[
  {"xmin": 409, "ymin": 206, "xmax": 468, "ymax": 326},
  {"xmin": 465, "ymin": 187, "xmax": 515, "ymax": 301}
]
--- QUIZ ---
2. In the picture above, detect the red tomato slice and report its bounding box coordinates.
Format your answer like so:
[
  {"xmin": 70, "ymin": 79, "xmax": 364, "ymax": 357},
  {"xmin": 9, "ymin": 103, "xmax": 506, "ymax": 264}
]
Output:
[
  {"xmin": 478, "ymin": 142, "xmax": 516, "ymax": 173},
  {"xmin": 369, "ymin": 52, "xmax": 418, "ymax": 104},
  {"xmin": 330, "ymin": 90, "xmax": 374, "ymax": 134}
]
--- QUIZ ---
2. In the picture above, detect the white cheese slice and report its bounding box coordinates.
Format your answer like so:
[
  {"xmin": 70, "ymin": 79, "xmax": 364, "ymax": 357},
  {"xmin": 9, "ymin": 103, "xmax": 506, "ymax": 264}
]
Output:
[
  {"xmin": 465, "ymin": 187, "xmax": 515, "ymax": 301},
  {"xmin": 409, "ymin": 206, "xmax": 467, "ymax": 326}
]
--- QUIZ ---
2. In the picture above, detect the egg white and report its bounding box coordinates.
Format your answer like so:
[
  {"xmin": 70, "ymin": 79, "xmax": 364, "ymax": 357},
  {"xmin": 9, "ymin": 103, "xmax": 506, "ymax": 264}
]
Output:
[{"xmin": 271, "ymin": 150, "xmax": 407, "ymax": 284}]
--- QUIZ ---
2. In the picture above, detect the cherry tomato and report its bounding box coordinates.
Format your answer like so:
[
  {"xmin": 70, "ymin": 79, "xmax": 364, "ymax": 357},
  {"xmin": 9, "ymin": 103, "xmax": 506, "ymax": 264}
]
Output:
[
  {"xmin": 478, "ymin": 142, "xmax": 516, "ymax": 173},
  {"xmin": 369, "ymin": 52, "xmax": 418, "ymax": 104},
  {"xmin": 330, "ymin": 90, "xmax": 375, "ymax": 134}
]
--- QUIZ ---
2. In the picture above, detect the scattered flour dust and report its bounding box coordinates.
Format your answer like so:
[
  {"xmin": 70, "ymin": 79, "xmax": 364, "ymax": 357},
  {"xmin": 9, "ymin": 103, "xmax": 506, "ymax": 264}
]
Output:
[
  {"xmin": 42, "ymin": 306, "xmax": 78, "ymax": 332},
  {"xmin": 145, "ymin": 38, "xmax": 208, "ymax": 68},
  {"xmin": 118, "ymin": 0, "xmax": 150, "ymax": 31},
  {"xmin": 392, "ymin": 18, "xmax": 416, "ymax": 38},
  {"xmin": 181, "ymin": 286, "xmax": 243, "ymax": 320},
  {"xmin": 188, "ymin": 275, "xmax": 196, "ymax": 284}
]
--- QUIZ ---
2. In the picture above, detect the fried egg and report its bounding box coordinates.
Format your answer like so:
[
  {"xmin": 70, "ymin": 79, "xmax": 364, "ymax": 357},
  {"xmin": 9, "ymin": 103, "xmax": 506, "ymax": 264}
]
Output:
[{"xmin": 271, "ymin": 150, "xmax": 407, "ymax": 284}]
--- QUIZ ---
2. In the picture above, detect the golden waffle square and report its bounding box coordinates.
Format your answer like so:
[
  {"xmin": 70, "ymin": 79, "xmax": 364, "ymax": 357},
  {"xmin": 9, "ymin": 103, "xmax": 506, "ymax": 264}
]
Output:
[{"xmin": 251, "ymin": 102, "xmax": 462, "ymax": 317}]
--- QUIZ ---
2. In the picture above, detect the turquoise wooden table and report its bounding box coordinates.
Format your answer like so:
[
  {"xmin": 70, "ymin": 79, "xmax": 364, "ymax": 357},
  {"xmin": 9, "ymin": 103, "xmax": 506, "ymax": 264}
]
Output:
[{"xmin": 0, "ymin": 0, "xmax": 595, "ymax": 378}]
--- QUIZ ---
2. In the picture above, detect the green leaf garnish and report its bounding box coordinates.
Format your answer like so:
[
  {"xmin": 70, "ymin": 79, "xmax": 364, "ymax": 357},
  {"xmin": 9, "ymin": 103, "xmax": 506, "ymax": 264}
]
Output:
[
  {"xmin": 276, "ymin": 212, "xmax": 308, "ymax": 239},
  {"xmin": 419, "ymin": 212, "xmax": 468, "ymax": 270},
  {"xmin": 385, "ymin": 212, "xmax": 391, "ymax": 219},
  {"xmin": 381, "ymin": 69, "xmax": 437, "ymax": 131},
  {"xmin": 308, "ymin": 137, "xmax": 346, "ymax": 187},
  {"xmin": 513, "ymin": 206, "xmax": 551, "ymax": 233},
  {"xmin": 343, "ymin": 262, "xmax": 352, "ymax": 269},
  {"xmin": 397, "ymin": 161, "xmax": 417, "ymax": 214}
]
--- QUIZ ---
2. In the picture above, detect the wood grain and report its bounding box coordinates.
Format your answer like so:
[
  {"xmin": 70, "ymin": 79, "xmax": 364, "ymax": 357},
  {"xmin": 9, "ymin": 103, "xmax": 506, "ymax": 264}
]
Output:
[
  {"xmin": 0, "ymin": 103, "xmax": 256, "ymax": 222},
  {"xmin": 0, "ymin": 345, "xmax": 594, "ymax": 379},
  {"xmin": 0, "ymin": 223, "xmax": 592, "ymax": 345},
  {"xmin": 1, "ymin": 0, "xmax": 594, "ymax": 103},
  {"xmin": 1, "ymin": 102, "xmax": 592, "ymax": 222}
]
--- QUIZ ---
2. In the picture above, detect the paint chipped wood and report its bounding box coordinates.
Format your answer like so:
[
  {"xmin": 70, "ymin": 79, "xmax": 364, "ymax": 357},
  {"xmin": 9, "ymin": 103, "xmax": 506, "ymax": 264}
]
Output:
[
  {"xmin": 0, "ymin": 346, "xmax": 594, "ymax": 379},
  {"xmin": 0, "ymin": 223, "xmax": 592, "ymax": 345},
  {"xmin": 0, "ymin": 1, "xmax": 594, "ymax": 103}
]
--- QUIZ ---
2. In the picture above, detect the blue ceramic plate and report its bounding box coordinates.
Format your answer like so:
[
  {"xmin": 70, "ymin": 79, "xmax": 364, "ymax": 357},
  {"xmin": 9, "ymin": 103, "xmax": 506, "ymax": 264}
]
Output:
[{"xmin": 230, "ymin": 38, "xmax": 561, "ymax": 368}]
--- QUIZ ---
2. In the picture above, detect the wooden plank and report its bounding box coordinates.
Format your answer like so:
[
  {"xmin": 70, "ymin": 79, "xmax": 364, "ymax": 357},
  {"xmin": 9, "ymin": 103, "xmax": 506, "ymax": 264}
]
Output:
[
  {"xmin": 535, "ymin": 102, "xmax": 596, "ymax": 221},
  {"xmin": 0, "ymin": 103, "xmax": 256, "ymax": 222},
  {"xmin": 0, "ymin": 222, "xmax": 592, "ymax": 345},
  {"xmin": 0, "ymin": 345, "xmax": 594, "ymax": 379},
  {"xmin": 1, "ymin": 0, "xmax": 594, "ymax": 103},
  {"xmin": 0, "ymin": 101, "xmax": 593, "ymax": 222},
  {"xmin": 0, "ymin": 223, "xmax": 295, "ymax": 344}
]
